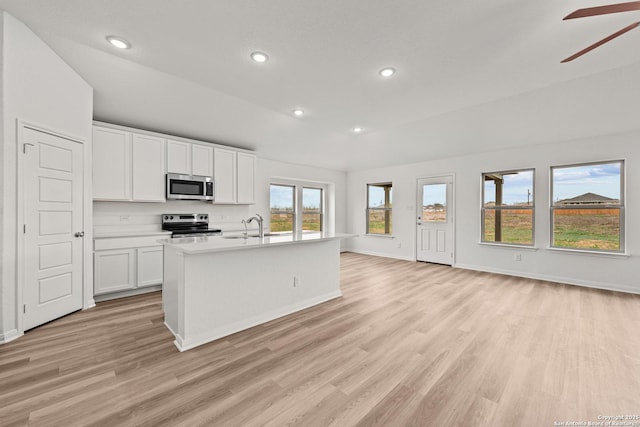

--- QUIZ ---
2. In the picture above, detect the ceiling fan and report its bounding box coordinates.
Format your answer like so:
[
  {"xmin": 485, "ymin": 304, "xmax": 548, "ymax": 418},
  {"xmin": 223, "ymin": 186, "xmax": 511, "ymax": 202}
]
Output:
[{"xmin": 561, "ymin": 1, "xmax": 640, "ymax": 63}]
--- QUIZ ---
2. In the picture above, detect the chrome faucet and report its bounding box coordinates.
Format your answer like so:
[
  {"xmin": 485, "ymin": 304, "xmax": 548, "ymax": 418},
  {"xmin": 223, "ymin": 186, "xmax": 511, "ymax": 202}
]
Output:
[
  {"xmin": 241, "ymin": 219, "xmax": 248, "ymax": 239},
  {"xmin": 247, "ymin": 213, "xmax": 264, "ymax": 238}
]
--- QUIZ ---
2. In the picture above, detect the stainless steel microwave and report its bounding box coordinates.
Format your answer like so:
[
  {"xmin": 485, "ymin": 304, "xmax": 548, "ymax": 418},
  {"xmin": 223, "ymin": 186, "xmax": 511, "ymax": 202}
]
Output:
[{"xmin": 166, "ymin": 174, "xmax": 214, "ymax": 201}]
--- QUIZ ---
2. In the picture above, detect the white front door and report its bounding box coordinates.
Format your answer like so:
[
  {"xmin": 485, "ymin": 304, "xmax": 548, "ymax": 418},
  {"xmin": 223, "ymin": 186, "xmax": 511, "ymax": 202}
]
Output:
[
  {"xmin": 416, "ymin": 175, "xmax": 454, "ymax": 265},
  {"xmin": 22, "ymin": 127, "xmax": 84, "ymax": 330}
]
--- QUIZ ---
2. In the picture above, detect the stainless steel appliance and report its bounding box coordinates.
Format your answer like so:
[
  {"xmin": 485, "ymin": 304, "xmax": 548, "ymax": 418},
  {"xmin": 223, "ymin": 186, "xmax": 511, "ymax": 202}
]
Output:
[
  {"xmin": 162, "ymin": 213, "xmax": 222, "ymax": 238},
  {"xmin": 166, "ymin": 173, "xmax": 214, "ymax": 201}
]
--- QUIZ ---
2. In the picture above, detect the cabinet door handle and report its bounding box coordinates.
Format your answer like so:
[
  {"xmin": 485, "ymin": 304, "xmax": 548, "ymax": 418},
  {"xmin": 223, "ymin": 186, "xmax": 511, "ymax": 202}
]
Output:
[{"xmin": 75, "ymin": 231, "xmax": 85, "ymax": 238}]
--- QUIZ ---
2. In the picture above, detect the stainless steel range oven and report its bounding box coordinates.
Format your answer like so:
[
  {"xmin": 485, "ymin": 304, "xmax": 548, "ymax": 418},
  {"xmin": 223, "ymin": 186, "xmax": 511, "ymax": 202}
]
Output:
[{"xmin": 162, "ymin": 213, "xmax": 222, "ymax": 238}]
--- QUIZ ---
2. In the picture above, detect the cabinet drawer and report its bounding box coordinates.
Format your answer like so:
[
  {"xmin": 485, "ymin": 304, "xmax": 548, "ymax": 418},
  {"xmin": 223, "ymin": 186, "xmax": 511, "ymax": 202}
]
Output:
[{"xmin": 94, "ymin": 235, "xmax": 168, "ymax": 251}]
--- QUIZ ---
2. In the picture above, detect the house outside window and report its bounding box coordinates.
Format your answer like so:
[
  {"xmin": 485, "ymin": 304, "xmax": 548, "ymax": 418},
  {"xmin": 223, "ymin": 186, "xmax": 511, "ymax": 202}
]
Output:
[
  {"xmin": 482, "ymin": 169, "xmax": 534, "ymax": 245},
  {"xmin": 367, "ymin": 183, "xmax": 392, "ymax": 235},
  {"xmin": 551, "ymin": 161, "xmax": 624, "ymax": 252}
]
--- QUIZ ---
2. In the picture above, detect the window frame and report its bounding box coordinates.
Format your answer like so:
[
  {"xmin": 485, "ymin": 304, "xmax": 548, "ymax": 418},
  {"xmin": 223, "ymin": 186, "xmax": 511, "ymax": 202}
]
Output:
[
  {"xmin": 366, "ymin": 182, "xmax": 393, "ymax": 236},
  {"xmin": 302, "ymin": 186, "xmax": 324, "ymax": 232},
  {"xmin": 269, "ymin": 179, "xmax": 329, "ymax": 233},
  {"xmin": 269, "ymin": 184, "xmax": 296, "ymax": 233},
  {"xmin": 481, "ymin": 168, "xmax": 535, "ymax": 247},
  {"xmin": 550, "ymin": 160, "xmax": 625, "ymax": 253}
]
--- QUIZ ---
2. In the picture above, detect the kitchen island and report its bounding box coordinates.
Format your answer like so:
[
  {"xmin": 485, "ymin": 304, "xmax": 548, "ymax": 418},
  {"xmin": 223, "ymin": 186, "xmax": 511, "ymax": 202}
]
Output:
[{"xmin": 161, "ymin": 232, "xmax": 351, "ymax": 351}]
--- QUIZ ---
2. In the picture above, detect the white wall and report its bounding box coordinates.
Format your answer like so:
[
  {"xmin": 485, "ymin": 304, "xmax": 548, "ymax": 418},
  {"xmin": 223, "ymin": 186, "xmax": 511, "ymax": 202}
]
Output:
[
  {"xmin": 345, "ymin": 132, "xmax": 640, "ymax": 294},
  {"xmin": 0, "ymin": 12, "xmax": 93, "ymax": 341},
  {"xmin": 94, "ymin": 156, "xmax": 347, "ymax": 239}
]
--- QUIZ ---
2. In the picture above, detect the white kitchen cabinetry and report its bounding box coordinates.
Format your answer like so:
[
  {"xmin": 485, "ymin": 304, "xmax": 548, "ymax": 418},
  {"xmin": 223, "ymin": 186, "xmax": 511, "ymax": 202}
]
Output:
[
  {"xmin": 192, "ymin": 144, "xmax": 214, "ymax": 177},
  {"xmin": 93, "ymin": 127, "xmax": 131, "ymax": 200},
  {"xmin": 93, "ymin": 125, "xmax": 165, "ymax": 202},
  {"xmin": 236, "ymin": 152, "xmax": 256, "ymax": 204},
  {"xmin": 94, "ymin": 249, "xmax": 136, "ymax": 294},
  {"xmin": 94, "ymin": 235, "xmax": 165, "ymax": 296},
  {"xmin": 214, "ymin": 147, "xmax": 237, "ymax": 203},
  {"xmin": 167, "ymin": 139, "xmax": 214, "ymax": 177},
  {"xmin": 166, "ymin": 140, "xmax": 191, "ymax": 174},
  {"xmin": 132, "ymin": 134, "xmax": 165, "ymax": 201},
  {"xmin": 214, "ymin": 149, "xmax": 256, "ymax": 204},
  {"xmin": 137, "ymin": 246, "xmax": 164, "ymax": 287}
]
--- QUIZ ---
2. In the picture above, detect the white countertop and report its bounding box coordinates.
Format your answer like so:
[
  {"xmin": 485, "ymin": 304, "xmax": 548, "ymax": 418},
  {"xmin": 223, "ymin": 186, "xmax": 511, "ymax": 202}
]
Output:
[{"xmin": 160, "ymin": 232, "xmax": 354, "ymax": 254}]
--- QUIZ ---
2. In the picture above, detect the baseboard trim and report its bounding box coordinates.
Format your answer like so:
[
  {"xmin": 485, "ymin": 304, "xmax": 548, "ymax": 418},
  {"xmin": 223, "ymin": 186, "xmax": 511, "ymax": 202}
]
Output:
[
  {"xmin": 454, "ymin": 263, "xmax": 640, "ymax": 295},
  {"xmin": 94, "ymin": 285, "xmax": 162, "ymax": 302},
  {"xmin": 0, "ymin": 329, "xmax": 22, "ymax": 344},
  {"xmin": 344, "ymin": 248, "xmax": 415, "ymax": 262},
  {"xmin": 170, "ymin": 290, "xmax": 343, "ymax": 352}
]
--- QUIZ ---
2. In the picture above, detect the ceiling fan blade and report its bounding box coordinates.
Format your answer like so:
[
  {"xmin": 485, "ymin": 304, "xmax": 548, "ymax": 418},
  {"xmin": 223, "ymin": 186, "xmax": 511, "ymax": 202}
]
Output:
[
  {"xmin": 561, "ymin": 21, "xmax": 640, "ymax": 62},
  {"xmin": 564, "ymin": 1, "xmax": 640, "ymax": 20}
]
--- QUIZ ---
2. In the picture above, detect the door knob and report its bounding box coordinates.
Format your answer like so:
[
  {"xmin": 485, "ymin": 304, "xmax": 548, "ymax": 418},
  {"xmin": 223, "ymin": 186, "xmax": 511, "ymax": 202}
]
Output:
[{"xmin": 75, "ymin": 231, "xmax": 85, "ymax": 237}]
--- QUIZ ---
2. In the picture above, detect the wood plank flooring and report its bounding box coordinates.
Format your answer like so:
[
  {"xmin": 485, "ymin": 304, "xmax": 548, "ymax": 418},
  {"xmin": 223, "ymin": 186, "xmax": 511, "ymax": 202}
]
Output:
[{"xmin": 1, "ymin": 252, "xmax": 639, "ymax": 426}]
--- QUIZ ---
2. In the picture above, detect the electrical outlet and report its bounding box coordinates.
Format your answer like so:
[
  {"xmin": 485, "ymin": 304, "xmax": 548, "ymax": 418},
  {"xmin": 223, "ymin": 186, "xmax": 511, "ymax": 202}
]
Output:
[
  {"xmin": 515, "ymin": 254, "xmax": 522, "ymax": 261},
  {"xmin": 397, "ymin": 242, "xmax": 402, "ymax": 248}
]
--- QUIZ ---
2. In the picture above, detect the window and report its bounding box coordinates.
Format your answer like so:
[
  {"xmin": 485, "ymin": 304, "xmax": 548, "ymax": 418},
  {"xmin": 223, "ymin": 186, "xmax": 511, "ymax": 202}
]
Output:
[
  {"xmin": 551, "ymin": 161, "xmax": 623, "ymax": 252},
  {"xmin": 302, "ymin": 187, "xmax": 323, "ymax": 231},
  {"xmin": 270, "ymin": 180, "xmax": 328, "ymax": 233},
  {"xmin": 422, "ymin": 183, "xmax": 447, "ymax": 222},
  {"xmin": 270, "ymin": 184, "xmax": 295, "ymax": 232},
  {"xmin": 482, "ymin": 169, "xmax": 534, "ymax": 245},
  {"xmin": 367, "ymin": 183, "xmax": 392, "ymax": 235}
]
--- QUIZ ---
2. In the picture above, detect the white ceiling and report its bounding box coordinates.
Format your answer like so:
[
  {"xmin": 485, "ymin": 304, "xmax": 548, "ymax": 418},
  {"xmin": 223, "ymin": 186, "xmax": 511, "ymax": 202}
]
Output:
[{"xmin": 1, "ymin": 0, "xmax": 639, "ymax": 171}]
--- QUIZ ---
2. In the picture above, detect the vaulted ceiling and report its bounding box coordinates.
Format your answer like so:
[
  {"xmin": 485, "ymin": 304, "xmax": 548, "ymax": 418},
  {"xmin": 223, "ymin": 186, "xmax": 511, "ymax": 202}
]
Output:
[{"xmin": 1, "ymin": 0, "xmax": 639, "ymax": 170}]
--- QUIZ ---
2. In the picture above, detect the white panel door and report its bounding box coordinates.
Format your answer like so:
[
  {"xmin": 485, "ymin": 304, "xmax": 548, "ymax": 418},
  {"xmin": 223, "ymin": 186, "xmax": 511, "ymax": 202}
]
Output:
[
  {"xmin": 191, "ymin": 144, "xmax": 213, "ymax": 177},
  {"xmin": 166, "ymin": 140, "xmax": 191, "ymax": 174},
  {"xmin": 22, "ymin": 128, "xmax": 84, "ymax": 330},
  {"xmin": 132, "ymin": 133, "xmax": 165, "ymax": 201},
  {"xmin": 416, "ymin": 175, "xmax": 454, "ymax": 265},
  {"xmin": 214, "ymin": 148, "xmax": 237, "ymax": 203},
  {"xmin": 92, "ymin": 126, "xmax": 131, "ymax": 200},
  {"xmin": 237, "ymin": 152, "xmax": 256, "ymax": 204}
]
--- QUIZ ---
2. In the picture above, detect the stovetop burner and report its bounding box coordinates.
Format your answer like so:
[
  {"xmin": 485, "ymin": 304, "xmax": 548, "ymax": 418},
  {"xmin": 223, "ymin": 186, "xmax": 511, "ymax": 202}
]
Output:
[{"xmin": 162, "ymin": 213, "xmax": 222, "ymax": 237}]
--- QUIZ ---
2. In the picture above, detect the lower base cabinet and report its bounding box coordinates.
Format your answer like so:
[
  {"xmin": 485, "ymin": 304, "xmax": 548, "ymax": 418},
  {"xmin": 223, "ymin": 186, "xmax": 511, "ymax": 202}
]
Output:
[
  {"xmin": 94, "ymin": 249, "xmax": 136, "ymax": 294},
  {"xmin": 94, "ymin": 236, "xmax": 165, "ymax": 296}
]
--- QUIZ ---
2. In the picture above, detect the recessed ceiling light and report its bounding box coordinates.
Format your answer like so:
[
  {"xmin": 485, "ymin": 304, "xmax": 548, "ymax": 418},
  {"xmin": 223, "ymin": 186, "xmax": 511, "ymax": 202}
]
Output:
[
  {"xmin": 292, "ymin": 109, "xmax": 304, "ymax": 117},
  {"xmin": 353, "ymin": 127, "xmax": 363, "ymax": 133},
  {"xmin": 106, "ymin": 36, "xmax": 131, "ymax": 49},
  {"xmin": 251, "ymin": 52, "xmax": 269, "ymax": 63},
  {"xmin": 379, "ymin": 67, "xmax": 396, "ymax": 78}
]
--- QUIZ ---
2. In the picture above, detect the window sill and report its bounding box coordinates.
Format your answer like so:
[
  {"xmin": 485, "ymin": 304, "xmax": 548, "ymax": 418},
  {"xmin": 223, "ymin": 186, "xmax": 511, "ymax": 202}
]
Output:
[
  {"xmin": 478, "ymin": 242, "xmax": 538, "ymax": 250},
  {"xmin": 547, "ymin": 247, "xmax": 630, "ymax": 258},
  {"xmin": 364, "ymin": 234, "xmax": 394, "ymax": 239}
]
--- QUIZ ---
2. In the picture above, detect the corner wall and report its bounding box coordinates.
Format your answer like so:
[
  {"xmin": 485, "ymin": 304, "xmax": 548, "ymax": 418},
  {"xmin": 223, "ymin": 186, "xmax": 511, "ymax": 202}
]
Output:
[
  {"xmin": 0, "ymin": 12, "xmax": 93, "ymax": 341},
  {"xmin": 345, "ymin": 132, "xmax": 640, "ymax": 294}
]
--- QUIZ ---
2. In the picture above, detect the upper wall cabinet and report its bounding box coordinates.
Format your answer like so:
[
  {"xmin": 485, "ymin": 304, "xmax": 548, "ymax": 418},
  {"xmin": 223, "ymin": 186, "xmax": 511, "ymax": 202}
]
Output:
[
  {"xmin": 93, "ymin": 126, "xmax": 165, "ymax": 202},
  {"xmin": 167, "ymin": 140, "xmax": 214, "ymax": 177},
  {"xmin": 93, "ymin": 127, "xmax": 131, "ymax": 200},
  {"xmin": 214, "ymin": 147, "xmax": 237, "ymax": 204},
  {"xmin": 93, "ymin": 122, "xmax": 255, "ymax": 204},
  {"xmin": 237, "ymin": 152, "xmax": 256, "ymax": 204},
  {"xmin": 132, "ymin": 134, "xmax": 165, "ymax": 202},
  {"xmin": 213, "ymin": 149, "xmax": 256, "ymax": 205}
]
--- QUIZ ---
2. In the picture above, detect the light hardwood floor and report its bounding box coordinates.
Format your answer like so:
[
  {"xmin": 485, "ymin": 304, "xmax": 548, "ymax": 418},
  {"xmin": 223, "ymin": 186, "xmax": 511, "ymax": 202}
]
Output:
[{"xmin": 1, "ymin": 252, "xmax": 639, "ymax": 426}]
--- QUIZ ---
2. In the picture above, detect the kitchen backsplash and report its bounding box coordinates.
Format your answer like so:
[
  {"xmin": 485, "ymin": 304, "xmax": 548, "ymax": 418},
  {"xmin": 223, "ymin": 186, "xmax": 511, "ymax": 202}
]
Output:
[{"xmin": 93, "ymin": 201, "xmax": 261, "ymax": 234}]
